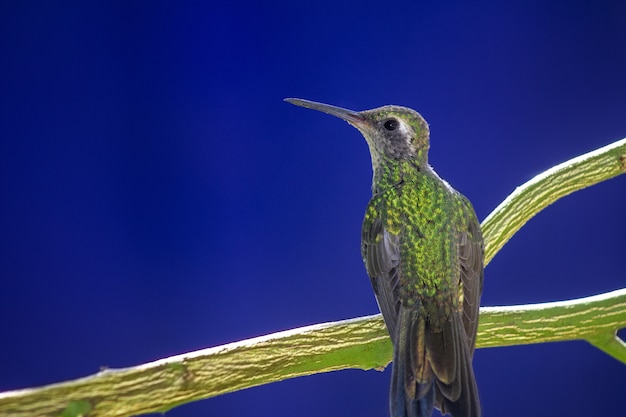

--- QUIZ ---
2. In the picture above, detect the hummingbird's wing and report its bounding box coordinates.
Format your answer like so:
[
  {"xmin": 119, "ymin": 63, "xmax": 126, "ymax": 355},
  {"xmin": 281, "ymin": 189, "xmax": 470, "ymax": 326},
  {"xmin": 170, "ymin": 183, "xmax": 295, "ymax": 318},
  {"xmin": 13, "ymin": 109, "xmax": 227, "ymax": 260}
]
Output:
[
  {"xmin": 361, "ymin": 215, "xmax": 401, "ymax": 341},
  {"xmin": 458, "ymin": 201, "xmax": 484, "ymax": 354},
  {"xmin": 433, "ymin": 313, "xmax": 481, "ymax": 417},
  {"xmin": 435, "ymin": 200, "xmax": 484, "ymax": 417}
]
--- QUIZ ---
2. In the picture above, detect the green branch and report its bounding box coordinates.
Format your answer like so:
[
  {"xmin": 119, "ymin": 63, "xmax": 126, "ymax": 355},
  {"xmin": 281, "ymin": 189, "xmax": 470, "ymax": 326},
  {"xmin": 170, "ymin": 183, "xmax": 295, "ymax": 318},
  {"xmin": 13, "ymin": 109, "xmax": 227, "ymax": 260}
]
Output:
[
  {"xmin": 481, "ymin": 137, "xmax": 626, "ymax": 264},
  {"xmin": 1, "ymin": 138, "xmax": 625, "ymax": 417}
]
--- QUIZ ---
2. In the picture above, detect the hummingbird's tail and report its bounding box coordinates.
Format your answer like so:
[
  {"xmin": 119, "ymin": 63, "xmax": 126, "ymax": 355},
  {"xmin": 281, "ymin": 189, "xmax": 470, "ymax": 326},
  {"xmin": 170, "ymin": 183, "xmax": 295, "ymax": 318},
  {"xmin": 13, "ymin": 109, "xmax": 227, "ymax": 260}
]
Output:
[
  {"xmin": 389, "ymin": 309, "xmax": 435, "ymax": 417},
  {"xmin": 390, "ymin": 344, "xmax": 435, "ymax": 417},
  {"xmin": 389, "ymin": 310, "xmax": 480, "ymax": 417}
]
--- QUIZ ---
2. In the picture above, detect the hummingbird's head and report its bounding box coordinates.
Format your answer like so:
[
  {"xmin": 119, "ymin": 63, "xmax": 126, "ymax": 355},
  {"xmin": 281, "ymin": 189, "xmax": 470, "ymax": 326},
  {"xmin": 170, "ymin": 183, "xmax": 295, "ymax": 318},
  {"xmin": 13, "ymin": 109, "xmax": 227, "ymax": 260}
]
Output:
[
  {"xmin": 284, "ymin": 98, "xmax": 430, "ymax": 168},
  {"xmin": 357, "ymin": 105, "xmax": 430, "ymax": 166}
]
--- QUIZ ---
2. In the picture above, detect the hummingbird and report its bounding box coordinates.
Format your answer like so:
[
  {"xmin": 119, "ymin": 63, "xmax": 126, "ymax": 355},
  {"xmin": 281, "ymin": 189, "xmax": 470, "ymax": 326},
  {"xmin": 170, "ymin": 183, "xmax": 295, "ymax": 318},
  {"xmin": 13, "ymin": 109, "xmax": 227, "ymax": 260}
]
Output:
[{"xmin": 285, "ymin": 98, "xmax": 484, "ymax": 417}]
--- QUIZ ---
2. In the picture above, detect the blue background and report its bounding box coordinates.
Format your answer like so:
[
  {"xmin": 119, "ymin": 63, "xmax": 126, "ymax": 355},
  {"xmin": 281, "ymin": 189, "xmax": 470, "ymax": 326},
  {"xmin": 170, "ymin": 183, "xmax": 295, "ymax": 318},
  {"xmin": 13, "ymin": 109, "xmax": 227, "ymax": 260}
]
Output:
[{"xmin": 1, "ymin": 1, "xmax": 625, "ymax": 416}]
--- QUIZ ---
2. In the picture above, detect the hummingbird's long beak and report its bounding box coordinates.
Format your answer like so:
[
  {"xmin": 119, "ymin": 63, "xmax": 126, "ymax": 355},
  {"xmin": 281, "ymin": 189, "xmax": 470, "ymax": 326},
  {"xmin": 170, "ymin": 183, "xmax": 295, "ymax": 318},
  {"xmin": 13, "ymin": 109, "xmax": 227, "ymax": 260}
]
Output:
[{"xmin": 284, "ymin": 98, "xmax": 365, "ymax": 127}]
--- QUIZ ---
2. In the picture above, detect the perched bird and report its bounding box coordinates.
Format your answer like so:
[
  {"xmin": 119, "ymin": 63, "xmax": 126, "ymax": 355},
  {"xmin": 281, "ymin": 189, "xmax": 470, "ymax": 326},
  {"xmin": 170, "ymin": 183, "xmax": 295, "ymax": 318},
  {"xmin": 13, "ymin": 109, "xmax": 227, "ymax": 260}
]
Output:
[{"xmin": 285, "ymin": 98, "xmax": 484, "ymax": 417}]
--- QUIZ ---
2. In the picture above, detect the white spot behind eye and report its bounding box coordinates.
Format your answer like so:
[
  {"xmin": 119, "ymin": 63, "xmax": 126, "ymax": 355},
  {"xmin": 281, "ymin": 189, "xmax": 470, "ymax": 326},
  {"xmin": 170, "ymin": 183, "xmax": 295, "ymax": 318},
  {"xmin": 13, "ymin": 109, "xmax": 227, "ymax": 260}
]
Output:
[
  {"xmin": 397, "ymin": 120, "xmax": 417, "ymax": 153},
  {"xmin": 397, "ymin": 120, "xmax": 410, "ymax": 136}
]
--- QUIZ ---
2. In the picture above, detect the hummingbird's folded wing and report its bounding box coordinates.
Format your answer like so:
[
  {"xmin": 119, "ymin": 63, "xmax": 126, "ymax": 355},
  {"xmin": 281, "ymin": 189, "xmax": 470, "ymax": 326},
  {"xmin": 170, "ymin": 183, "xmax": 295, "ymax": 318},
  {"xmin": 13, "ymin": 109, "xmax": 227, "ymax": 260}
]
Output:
[
  {"xmin": 433, "ymin": 199, "xmax": 483, "ymax": 417},
  {"xmin": 458, "ymin": 201, "xmax": 484, "ymax": 354},
  {"xmin": 433, "ymin": 312, "xmax": 481, "ymax": 417},
  {"xmin": 361, "ymin": 216, "xmax": 402, "ymax": 341}
]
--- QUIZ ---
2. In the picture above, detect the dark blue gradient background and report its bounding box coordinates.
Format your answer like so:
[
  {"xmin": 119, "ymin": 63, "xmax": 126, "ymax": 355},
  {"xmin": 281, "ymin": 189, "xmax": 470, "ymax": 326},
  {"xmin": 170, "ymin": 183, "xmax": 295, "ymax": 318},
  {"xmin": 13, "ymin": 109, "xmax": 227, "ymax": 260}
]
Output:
[{"xmin": 1, "ymin": 2, "xmax": 625, "ymax": 416}]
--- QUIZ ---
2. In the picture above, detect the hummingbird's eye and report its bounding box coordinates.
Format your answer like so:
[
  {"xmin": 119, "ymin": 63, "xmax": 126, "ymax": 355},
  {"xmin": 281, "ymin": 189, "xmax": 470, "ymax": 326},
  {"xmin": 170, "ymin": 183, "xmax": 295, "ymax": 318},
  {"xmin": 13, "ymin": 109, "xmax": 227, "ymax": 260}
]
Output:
[{"xmin": 383, "ymin": 118, "xmax": 399, "ymax": 131}]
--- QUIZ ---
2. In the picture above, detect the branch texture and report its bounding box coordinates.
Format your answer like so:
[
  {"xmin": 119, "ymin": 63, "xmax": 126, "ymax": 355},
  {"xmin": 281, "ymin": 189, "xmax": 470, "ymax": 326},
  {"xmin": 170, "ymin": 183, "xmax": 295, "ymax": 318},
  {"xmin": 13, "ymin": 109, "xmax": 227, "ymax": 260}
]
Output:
[
  {"xmin": 1, "ymin": 290, "xmax": 625, "ymax": 417},
  {"xmin": 1, "ymin": 138, "xmax": 625, "ymax": 417},
  {"xmin": 481, "ymin": 137, "xmax": 626, "ymax": 264}
]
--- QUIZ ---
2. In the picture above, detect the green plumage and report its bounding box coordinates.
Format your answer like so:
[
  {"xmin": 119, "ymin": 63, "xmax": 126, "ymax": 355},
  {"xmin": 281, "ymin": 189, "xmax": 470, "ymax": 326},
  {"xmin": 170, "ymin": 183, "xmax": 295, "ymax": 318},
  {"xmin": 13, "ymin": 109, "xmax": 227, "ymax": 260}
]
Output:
[
  {"xmin": 364, "ymin": 161, "xmax": 472, "ymax": 309},
  {"xmin": 285, "ymin": 98, "xmax": 484, "ymax": 417}
]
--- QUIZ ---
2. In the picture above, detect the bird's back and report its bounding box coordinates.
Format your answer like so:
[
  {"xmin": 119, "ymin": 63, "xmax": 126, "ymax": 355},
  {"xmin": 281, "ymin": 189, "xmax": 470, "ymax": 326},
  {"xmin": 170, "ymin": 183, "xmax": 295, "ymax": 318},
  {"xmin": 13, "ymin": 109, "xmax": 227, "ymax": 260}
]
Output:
[{"xmin": 362, "ymin": 165, "xmax": 483, "ymax": 417}]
